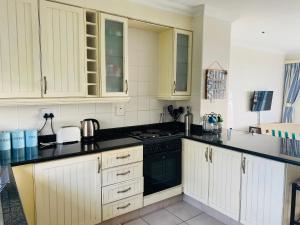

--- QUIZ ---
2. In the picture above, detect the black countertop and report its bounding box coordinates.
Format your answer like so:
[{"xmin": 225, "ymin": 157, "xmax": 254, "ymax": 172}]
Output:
[
  {"xmin": 185, "ymin": 129, "xmax": 300, "ymax": 166},
  {"xmin": 1, "ymin": 122, "xmax": 300, "ymax": 225}
]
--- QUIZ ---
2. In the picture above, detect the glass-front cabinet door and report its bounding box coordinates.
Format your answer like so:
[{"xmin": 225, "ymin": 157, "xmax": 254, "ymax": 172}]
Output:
[
  {"xmin": 100, "ymin": 13, "xmax": 128, "ymax": 97},
  {"xmin": 173, "ymin": 30, "xmax": 192, "ymax": 96}
]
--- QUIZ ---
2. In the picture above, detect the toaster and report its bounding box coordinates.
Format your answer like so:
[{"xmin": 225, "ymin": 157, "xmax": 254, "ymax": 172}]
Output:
[{"xmin": 56, "ymin": 126, "xmax": 81, "ymax": 144}]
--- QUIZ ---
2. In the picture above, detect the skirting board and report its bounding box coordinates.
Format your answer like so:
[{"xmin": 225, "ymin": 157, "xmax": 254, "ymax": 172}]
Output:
[{"xmin": 144, "ymin": 186, "xmax": 183, "ymax": 206}]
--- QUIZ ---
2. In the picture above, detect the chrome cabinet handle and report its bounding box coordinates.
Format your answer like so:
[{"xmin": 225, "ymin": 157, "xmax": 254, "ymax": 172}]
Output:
[
  {"xmin": 117, "ymin": 203, "xmax": 130, "ymax": 210},
  {"xmin": 125, "ymin": 80, "xmax": 128, "ymax": 94},
  {"xmin": 117, "ymin": 171, "xmax": 130, "ymax": 176},
  {"xmin": 43, "ymin": 76, "xmax": 47, "ymax": 95},
  {"xmin": 209, "ymin": 148, "xmax": 213, "ymax": 163},
  {"xmin": 116, "ymin": 154, "xmax": 130, "ymax": 159},
  {"xmin": 242, "ymin": 157, "xmax": 246, "ymax": 174},
  {"xmin": 205, "ymin": 147, "xmax": 209, "ymax": 162},
  {"xmin": 117, "ymin": 187, "xmax": 131, "ymax": 194},
  {"xmin": 97, "ymin": 157, "xmax": 101, "ymax": 174},
  {"xmin": 173, "ymin": 81, "xmax": 176, "ymax": 93}
]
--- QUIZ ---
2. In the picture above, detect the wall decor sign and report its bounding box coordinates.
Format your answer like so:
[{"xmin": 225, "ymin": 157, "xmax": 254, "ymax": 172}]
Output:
[{"xmin": 205, "ymin": 69, "xmax": 227, "ymax": 100}]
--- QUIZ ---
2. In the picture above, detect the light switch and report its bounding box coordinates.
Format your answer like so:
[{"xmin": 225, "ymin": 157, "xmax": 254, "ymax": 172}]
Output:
[{"xmin": 115, "ymin": 105, "xmax": 125, "ymax": 116}]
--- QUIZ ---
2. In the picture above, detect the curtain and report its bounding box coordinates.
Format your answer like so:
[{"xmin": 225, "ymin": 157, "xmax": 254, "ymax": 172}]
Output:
[{"xmin": 281, "ymin": 63, "xmax": 300, "ymax": 123}]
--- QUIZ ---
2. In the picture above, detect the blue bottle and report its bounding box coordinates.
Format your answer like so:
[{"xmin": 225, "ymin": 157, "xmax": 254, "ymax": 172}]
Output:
[
  {"xmin": 11, "ymin": 130, "xmax": 25, "ymax": 149},
  {"xmin": 25, "ymin": 130, "xmax": 38, "ymax": 147}
]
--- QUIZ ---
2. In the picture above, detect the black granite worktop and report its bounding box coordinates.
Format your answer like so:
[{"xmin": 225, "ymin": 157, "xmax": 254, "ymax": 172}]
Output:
[
  {"xmin": 2, "ymin": 122, "xmax": 300, "ymax": 225},
  {"xmin": 185, "ymin": 129, "xmax": 300, "ymax": 166}
]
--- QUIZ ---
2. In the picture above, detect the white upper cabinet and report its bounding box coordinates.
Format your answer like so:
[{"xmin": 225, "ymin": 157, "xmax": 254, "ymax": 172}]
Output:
[
  {"xmin": 40, "ymin": 0, "xmax": 86, "ymax": 97},
  {"xmin": 183, "ymin": 139, "xmax": 209, "ymax": 204},
  {"xmin": 100, "ymin": 13, "xmax": 129, "ymax": 97},
  {"xmin": 240, "ymin": 154, "xmax": 285, "ymax": 225},
  {"xmin": 208, "ymin": 146, "xmax": 242, "ymax": 220},
  {"xmin": 158, "ymin": 29, "xmax": 192, "ymax": 100},
  {"xmin": 0, "ymin": 0, "xmax": 41, "ymax": 98}
]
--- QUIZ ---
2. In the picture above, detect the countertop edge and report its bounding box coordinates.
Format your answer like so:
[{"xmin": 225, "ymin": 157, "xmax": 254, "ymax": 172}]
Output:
[{"xmin": 184, "ymin": 136, "xmax": 300, "ymax": 167}]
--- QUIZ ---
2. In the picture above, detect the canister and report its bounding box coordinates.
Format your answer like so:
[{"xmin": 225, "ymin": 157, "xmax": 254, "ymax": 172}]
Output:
[
  {"xmin": 25, "ymin": 129, "xmax": 38, "ymax": 147},
  {"xmin": 11, "ymin": 130, "xmax": 25, "ymax": 149},
  {"xmin": 0, "ymin": 131, "xmax": 11, "ymax": 151}
]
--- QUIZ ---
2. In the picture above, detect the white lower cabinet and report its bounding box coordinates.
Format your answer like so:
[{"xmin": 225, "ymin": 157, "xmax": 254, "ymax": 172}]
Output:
[
  {"xmin": 183, "ymin": 139, "xmax": 209, "ymax": 204},
  {"xmin": 102, "ymin": 194, "xmax": 143, "ymax": 221},
  {"xmin": 35, "ymin": 154, "xmax": 102, "ymax": 225},
  {"xmin": 183, "ymin": 139, "xmax": 242, "ymax": 220},
  {"xmin": 240, "ymin": 154, "xmax": 285, "ymax": 225},
  {"xmin": 209, "ymin": 146, "xmax": 242, "ymax": 220}
]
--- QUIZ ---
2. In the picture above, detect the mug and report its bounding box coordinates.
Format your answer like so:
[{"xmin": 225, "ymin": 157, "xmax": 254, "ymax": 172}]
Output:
[
  {"xmin": 25, "ymin": 130, "xmax": 38, "ymax": 148},
  {"xmin": 0, "ymin": 132, "xmax": 11, "ymax": 151},
  {"xmin": 11, "ymin": 130, "xmax": 25, "ymax": 149}
]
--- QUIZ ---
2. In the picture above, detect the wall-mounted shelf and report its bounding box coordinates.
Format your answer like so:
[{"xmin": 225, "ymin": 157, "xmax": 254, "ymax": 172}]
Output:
[{"xmin": 85, "ymin": 10, "xmax": 99, "ymax": 97}]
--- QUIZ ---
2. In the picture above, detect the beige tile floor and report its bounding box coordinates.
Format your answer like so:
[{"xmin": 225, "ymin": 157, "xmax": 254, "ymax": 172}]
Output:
[{"xmin": 124, "ymin": 201, "xmax": 225, "ymax": 225}]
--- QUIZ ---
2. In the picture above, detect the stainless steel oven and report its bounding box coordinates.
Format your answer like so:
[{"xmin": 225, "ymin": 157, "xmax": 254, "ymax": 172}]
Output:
[{"xmin": 143, "ymin": 138, "xmax": 182, "ymax": 196}]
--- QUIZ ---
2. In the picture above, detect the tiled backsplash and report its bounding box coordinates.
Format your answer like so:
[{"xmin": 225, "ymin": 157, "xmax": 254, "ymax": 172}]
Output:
[{"xmin": 0, "ymin": 28, "xmax": 173, "ymax": 134}]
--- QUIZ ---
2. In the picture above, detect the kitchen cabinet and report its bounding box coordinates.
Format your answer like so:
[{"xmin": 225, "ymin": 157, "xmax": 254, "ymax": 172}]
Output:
[
  {"xmin": 0, "ymin": 0, "xmax": 41, "ymax": 98},
  {"xmin": 35, "ymin": 154, "xmax": 102, "ymax": 225},
  {"xmin": 100, "ymin": 13, "xmax": 129, "ymax": 97},
  {"xmin": 40, "ymin": 0, "xmax": 86, "ymax": 97},
  {"xmin": 158, "ymin": 29, "xmax": 192, "ymax": 100},
  {"xmin": 208, "ymin": 146, "xmax": 242, "ymax": 220},
  {"xmin": 183, "ymin": 139, "xmax": 241, "ymax": 220},
  {"xmin": 240, "ymin": 154, "xmax": 285, "ymax": 225},
  {"xmin": 183, "ymin": 139, "xmax": 209, "ymax": 204}
]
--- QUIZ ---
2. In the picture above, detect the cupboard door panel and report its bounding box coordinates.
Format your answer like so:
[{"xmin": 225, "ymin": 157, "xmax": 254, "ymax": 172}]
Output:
[
  {"xmin": 35, "ymin": 154, "xmax": 102, "ymax": 225},
  {"xmin": 183, "ymin": 139, "xmax": 209, "ymax": 204},
  {"xmin": 208, "ymin": 146, "xmax": 242, "ymax": 220},
  {"xmin": 174, "ymin": 29, "xmax": 192, "ymax": 96},
  {"xmin": 100, "ymin": 13, "xmax": 128, "ymax": 97},
  {"xmin": 0, "ymin": 0, "xmax": 41, "ymax": 98},
  {"xmin": 40, "ymin": 0, "xmax": 86, "ymax": 97},
  {"xmin": 240, "ymin": 154, "xmax": 285, "ymax": 225}
]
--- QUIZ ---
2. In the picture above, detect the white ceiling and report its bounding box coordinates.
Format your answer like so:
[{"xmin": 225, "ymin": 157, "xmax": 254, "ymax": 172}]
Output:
[{"xmin": 132, "ymin": 0, "xmax": 300, "ymax": 54}]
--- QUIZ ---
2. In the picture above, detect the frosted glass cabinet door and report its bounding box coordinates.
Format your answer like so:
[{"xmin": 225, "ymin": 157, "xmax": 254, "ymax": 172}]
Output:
[
  {"xmin": 40, "ymin": 0, "xmax": 86, "ymax": 97},
  {"xmin": 0, "ymin": 0, "xmax": 41, "ymax": 98},
  {"xmin": 174, "ymin": 30, "xmax": 192, "ymax": 96},
  {"xmin": 100, "ymin": 13, "xmax": 128, "ymax": 97}
]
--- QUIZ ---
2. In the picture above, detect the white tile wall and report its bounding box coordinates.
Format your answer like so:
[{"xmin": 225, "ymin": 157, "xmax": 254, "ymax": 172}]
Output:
[{"xmin": 0, "ymin": 28, "xmax": 173, "ymax": 134}]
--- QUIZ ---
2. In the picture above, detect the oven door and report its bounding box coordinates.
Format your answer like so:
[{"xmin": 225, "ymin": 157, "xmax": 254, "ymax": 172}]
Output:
[{"xmin": 143, "ymin": 149, "xmax": 182, "ymax": 196}]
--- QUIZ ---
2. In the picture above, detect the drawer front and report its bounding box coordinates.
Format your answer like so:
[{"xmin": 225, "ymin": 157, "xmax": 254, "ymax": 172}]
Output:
[
  {"xmin": 102, "ymin": 162, "xmax": 143, "ymax": 186},
  {"xmin": 102, "ymin": 194, "xmax": 143, "ymax": 221},
  {"xmin": 102, "ymin": 178, "xmax": 144, "ymax": 204},
  {"xmin": 102, "ymin": 146, "xmax": 143, "ymax": 169}
]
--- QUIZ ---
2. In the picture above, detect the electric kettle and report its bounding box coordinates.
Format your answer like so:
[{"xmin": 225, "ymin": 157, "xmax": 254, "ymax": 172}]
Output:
[{"xmin": 80, "ymin": 118, "xmax": 100, "ymax": 140}]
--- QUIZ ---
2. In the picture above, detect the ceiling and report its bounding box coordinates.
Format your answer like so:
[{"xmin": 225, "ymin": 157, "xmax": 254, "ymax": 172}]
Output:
[{"xmin": 131, "ymin": 0, "xmax": 300, "ymax": 54}]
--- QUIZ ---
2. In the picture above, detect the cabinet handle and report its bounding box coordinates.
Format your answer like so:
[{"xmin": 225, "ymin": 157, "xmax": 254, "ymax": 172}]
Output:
[
  {"xmin": 97, "ymin": 157, "xmax": 101, "ymax": 174},
  {"xmin": 117, "ymin": 187, "xmax": 131, "ymax": 194},
  {"xmin": 116, "ymin": 154, "xmax": 130, "ymax": 159},
  {"xmin": 209, "ymin": 148, "xmax": 213, "ymax": 163},
  {"xmin": 117, "ymin": 203, "xmax": 131, "ymax": 210},
  {"xmin": 125, "ymin": 80, "xmax": 128, "ymax": 94},
  {"xmin": 205, "ymin": 147, "xmax": 209, "ymax": 162},
  {"xmin": 242, "ymin": 157, "xmax": 246, "ymax": 174},
  {"xmin": 173, "ymin": 81, "xmax": 176, "ymax": 93},
  {"xmin": 117, "ymin": 170, "xmax": 130, "ymax": 176},
  {"xmin": 43, "ymin": 76, "xmax": 47, "ymax": 95}
]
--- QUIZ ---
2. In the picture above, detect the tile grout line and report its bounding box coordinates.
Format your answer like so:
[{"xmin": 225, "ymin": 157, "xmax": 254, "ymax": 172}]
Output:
[
  {"xmin": 164, "ymin": 203, "xmax": 205, "ymax": 223},
  {"xmin": 141, "ymin": 217, "xmax": 151, "ymax": 225}
]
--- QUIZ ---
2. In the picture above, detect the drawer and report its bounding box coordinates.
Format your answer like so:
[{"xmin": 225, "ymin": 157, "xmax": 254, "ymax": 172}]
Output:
[
  {"xmin": 102, "ymin": 162, "xmax": 143, "ymax": 186},
  {"xmin": 102, "ymin": 194, "xmax": 143, "ymax": 221},
  {"xmin": 102, "ymin": 146, "xmax": 143, "ymax": 169},
  {"xmin": 102, "ymin": 177, "xmax": 144, "ymax": 204}
]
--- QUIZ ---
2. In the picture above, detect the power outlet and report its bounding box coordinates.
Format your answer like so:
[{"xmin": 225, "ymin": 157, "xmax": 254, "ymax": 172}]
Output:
[
  {"xmin": 39, "ymin": 108, "xmax": 55, "ymax": 119},
  {"xmin": 115, "ymin": 105, "xmax": 125, "ymax": 116}
]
